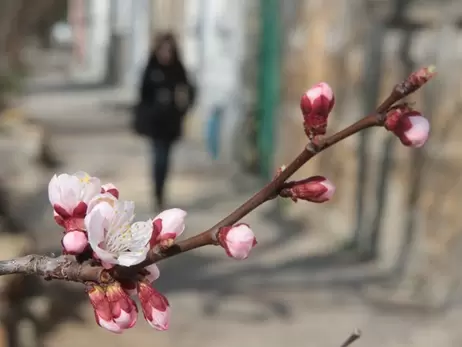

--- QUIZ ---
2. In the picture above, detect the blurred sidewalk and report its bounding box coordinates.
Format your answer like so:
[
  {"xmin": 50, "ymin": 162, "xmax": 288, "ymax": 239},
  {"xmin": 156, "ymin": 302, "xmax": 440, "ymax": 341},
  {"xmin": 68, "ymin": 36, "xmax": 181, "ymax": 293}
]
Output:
[{"xmin": 12, "ymin": 76, "xmax": 462, "ymax": 347}]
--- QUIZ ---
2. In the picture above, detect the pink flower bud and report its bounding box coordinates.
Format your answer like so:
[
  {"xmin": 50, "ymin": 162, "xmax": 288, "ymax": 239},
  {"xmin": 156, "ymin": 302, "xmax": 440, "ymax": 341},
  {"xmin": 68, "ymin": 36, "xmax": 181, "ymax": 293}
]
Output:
[
  {"xmin": 402, "ymin": 65, "xmax": 436, "ymax": 95},
  {"xmin": 137, "ymin": 282, "xmax": 170, "ymax": 331},
  {"xmin": 150, "ymin": 208, "xmax": 187, "ymax": 247},
  {"xmin": 300, "ymin": 82, "xmax": 335, "ymax": 137},
  {"xmin": 87, "ymin": 285, "xmax": 123, "ymax": 334},
  {"xmin": 106, "ymin": 283, "xmax": 138, "ymax": 330},
  {"xmin": 386, "ymin": 108, "xmax": 430, "ymax": 148},
  {"xmin": 101, "ymin": 183, "xmax": 119, "ymax": 199},
  {"xmin": 395, "ymin": 114, "xmax": 429, "ymax": 148},
  {"xmin": 218, "ymin": 224, "xmax": 257, "ymax": 260},
  {"xmin": 280, "ymin": 176, "xmax": 336, "ymax": 203},
  {"xmin": 61, "ymin": 230, "xmax": 88, "ymax": 255}
]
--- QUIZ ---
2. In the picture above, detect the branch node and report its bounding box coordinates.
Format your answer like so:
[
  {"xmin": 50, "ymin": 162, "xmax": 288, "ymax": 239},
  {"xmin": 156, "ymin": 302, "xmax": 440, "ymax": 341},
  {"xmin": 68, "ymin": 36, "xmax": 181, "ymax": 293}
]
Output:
[
  {"xmin": 306, "ymin": 141, "xmax": 320, "ymax": 154},
  {"xmin": 99, "ymin": 270, "xmax": 113, "ymax": 284}
]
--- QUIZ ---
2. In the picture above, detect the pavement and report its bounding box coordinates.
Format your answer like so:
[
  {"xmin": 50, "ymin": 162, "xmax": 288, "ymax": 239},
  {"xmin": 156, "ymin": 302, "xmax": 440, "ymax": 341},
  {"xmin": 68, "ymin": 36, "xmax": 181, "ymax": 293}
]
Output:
[{"xmin": 5, "ymin": 71, "xmax": 462, "ymax": 347}]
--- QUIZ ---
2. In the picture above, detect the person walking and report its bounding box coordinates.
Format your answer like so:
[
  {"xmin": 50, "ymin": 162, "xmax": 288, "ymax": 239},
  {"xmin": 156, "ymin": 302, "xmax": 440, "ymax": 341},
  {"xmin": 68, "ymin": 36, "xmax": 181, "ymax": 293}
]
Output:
[{"xmin": 134, "ymin": 32, "xmax": 196, "ymax": 211}]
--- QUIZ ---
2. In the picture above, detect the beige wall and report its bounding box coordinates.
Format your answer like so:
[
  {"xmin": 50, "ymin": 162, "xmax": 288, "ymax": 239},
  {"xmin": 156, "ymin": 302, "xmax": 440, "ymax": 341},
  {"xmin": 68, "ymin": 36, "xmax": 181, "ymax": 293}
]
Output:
[
  {"xmin": 150, "ymin": 0, "xmax": 185, "ymax": 40},
  {"xmin": 276, "ymin": 0, "xmax": 462, "ymax": 298}
]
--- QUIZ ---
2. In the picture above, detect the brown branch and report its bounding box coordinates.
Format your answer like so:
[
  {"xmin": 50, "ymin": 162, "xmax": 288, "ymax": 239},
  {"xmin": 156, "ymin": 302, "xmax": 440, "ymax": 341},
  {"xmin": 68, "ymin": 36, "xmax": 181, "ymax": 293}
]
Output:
[
  {"xmin": 0, "ymin": 66, "xmax": 435, "ymax": 285},
  {"xmin": 340, "ymin": 329, "xmax": 362, "ymax": 347}
]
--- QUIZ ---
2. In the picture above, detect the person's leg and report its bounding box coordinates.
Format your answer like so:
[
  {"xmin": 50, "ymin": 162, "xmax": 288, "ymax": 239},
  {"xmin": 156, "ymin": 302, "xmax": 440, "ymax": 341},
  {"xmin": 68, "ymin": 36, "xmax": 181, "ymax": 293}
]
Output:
[{"xmin": 152, "ymin": 139, "xmax": 173, "ymax": 210}]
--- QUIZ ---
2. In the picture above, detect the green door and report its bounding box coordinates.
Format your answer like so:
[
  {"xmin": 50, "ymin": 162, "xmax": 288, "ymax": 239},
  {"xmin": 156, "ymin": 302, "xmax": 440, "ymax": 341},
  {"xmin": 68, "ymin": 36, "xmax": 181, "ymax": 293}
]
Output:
[{"xmin": 257, "ymin": 0, "xmax": 281, "ymax": 180}]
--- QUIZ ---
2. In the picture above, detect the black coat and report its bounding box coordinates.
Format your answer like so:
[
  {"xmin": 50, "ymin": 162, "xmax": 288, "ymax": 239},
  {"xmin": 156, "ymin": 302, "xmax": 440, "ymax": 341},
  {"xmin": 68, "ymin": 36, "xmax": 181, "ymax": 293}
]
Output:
[{"xmin": 135, "ymin": 55, "xmax": 196, "ymax": 142}]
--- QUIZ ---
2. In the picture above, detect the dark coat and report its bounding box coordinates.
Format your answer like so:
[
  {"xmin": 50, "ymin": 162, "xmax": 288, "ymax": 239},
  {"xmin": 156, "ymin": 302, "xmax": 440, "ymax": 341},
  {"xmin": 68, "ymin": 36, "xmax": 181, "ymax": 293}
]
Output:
[{"xmin": 134, "ymin": 55, "xmax": 196, "ymax": 142}]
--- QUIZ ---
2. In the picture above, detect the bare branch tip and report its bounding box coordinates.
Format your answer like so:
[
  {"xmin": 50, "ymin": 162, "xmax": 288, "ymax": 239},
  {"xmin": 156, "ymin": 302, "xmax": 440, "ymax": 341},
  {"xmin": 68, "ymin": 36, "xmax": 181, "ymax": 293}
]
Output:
[{"xmin": 340, "ymin": 329, "xmax": 362, "ymax": 347}]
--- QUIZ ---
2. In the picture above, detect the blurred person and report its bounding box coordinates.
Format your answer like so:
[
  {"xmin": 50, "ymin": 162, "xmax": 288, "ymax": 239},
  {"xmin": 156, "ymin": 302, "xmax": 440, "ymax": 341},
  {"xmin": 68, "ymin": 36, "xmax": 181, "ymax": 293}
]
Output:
[{"xmin": 133, "ymin": 32, "xmax": 196, "ymax": 212}]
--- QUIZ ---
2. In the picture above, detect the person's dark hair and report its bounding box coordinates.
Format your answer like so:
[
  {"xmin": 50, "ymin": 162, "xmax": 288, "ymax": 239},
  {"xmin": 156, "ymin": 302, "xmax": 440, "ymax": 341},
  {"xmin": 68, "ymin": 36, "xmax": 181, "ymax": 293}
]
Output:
[{"xmin": 151, "ymin": 31, "xmax": 180, "ymax": 64}]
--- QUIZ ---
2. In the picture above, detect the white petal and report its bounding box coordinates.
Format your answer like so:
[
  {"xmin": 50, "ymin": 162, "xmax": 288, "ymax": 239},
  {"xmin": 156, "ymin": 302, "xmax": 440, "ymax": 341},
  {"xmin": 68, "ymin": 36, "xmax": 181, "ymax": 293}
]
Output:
[
  {"xmin": 145, "ymin": 264, "xmax": 160, "ymax": 283},
  {"xmin": 48, "ymin": 174, "xmax": 61, "ymax": 206},
  {"xmin": 156, "ymin": 208, "xmax": 187, "ymax": 238},
  {"xmin": 86, "ymin": 207, "xmax": 109, "ymax": 249},
  {"xmin": 57, "ymin": 174, "xmax": 82, "ymax": 213},
  {"xmin": 73, "ymin": 171, "xmax": 92, "ymax": 182},
  {"xmin": 128, "ymin": 221, "xmax": 153, "ymax": 250},
  {"xmin": 117, "ymin": 248, "xmax": 149, "ymax": 266},
  {"xmin": 82, "ymin": 177, "xmax": 102, "ymax": 203},
  {"xmin": 111, "ymin": 200, "xmax": 135, "ymax": 230},
  {"xmin": 95, "ymin": 247, "xmax": 119, "ymax": 264},
  {"xmin": 87, "ymin": 193, "xmax": 118, "ymax": 214},
  {"xmin": 98, "ymin": 318, "xmax": 123, "ymax": 334},
  {"xmin": 72, "ymin": 171, "xmax": 101, "ymax": 203}
]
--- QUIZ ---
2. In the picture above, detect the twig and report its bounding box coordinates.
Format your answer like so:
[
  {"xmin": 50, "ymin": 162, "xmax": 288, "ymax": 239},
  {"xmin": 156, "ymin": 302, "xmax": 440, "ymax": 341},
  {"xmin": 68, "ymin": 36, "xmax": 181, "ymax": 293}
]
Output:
[
  {"xmin": 340, "ymin": 329, "xmax": 362, "ymax": 347},
  {"xmin": 0, "ymin": 66, "xmax": 435, "ymax": 284}
]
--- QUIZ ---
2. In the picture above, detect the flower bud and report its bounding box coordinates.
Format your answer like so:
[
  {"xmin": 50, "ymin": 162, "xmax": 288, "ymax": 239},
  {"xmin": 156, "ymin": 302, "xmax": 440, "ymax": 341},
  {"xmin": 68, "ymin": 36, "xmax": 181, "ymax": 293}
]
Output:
[
  {"xmin": 101, "ymin": 183, "xmax": 119, "ymax": 199},
  {"xmin": 150, "ymin": 208, "xmax": 187, "ymax": 247},
  {"xmin": 137, "ymin": 282, "xmax": 170, "ymax": 331},
  {"xmin": 106, "ymin": 283, "xmax": 138, "ymax": 330},
  {"xmin": 87, "ymin": 285, "xmax": 123, "ymax": 334},
  {"xmin": 61, "ymin": 230, "xmax": 88, "ymax": 255},
  {"xmin": 300, "ymin": 82, "xmax": 335, "ymax": 137},
  {"xmin": 280, "ymin": 176, "xmax": 335, "ymax": 203},
  {"xmin": 385, "ymin": 108, "xmax": 429, "ymax": 148},
  {"xmin": 403, "ymin": 65, "xmax": 436, "ymax": 95},
  {"xmin": 218, "ymin": 224, "xmax": 257, "ymax": 260}
]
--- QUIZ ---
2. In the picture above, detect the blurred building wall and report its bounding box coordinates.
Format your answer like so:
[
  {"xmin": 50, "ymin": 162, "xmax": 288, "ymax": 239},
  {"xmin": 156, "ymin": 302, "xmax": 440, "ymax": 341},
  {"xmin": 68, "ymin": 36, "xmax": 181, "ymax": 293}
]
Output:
[
  {"xmin": 276, "ymin": 0, "xmax": 462, "ymax": 297},
  {"xmin": 68, "ymin": 0, "xmax": 150, "ymax": 87},
  {"xmin": 68, "ymin": 0, "xmax": 111, "ymax": 82}
]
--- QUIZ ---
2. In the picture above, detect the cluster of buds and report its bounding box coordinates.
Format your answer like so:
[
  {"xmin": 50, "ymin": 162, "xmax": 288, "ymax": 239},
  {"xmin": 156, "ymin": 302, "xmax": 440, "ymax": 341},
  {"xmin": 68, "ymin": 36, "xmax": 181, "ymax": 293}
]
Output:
[
  {"xmin": 300, "ymin": 82, "xmax": 335, "ymax": 140},
  {"xmin": 384, "ymin": 104, "xmax": 430, "ymax": 148},
  {"xmin": 87, "ymin": 283, "xmax": 138, "ymax": 333},
  {"xmin": 48, "ymin": 171, "xmax": 188, "ymax": 333}
]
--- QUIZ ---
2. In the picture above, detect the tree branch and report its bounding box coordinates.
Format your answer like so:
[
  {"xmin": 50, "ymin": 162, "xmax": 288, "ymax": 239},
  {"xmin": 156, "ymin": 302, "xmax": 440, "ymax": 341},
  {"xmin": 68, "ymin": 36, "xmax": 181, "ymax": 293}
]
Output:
[
  {"xmin": 339, "ymin": 329, "xmax": 362, "ymax": 347},
  {"xmin": 0, "ymin": 66, "xmax": 435, "ymax": 285}
]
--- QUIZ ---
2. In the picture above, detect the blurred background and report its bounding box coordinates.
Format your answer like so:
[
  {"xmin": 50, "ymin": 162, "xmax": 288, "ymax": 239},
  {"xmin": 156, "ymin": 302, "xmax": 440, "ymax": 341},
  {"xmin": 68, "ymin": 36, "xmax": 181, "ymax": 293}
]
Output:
[{"xmin": 0, "ymin": 0, "xmax": 461, "ymax": 346}]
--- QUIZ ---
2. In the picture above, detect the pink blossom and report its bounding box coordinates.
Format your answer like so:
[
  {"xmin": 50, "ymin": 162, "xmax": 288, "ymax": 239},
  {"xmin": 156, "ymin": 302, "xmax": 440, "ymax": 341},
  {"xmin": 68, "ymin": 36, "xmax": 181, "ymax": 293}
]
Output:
[
  {"xmin": 150, "ymin": 208, "xmax": 187, "ymax": 247},
  {"xmin": 101, "ymin": 183, "xmax": 119, "ymax": 199},
  {"xmin": 48, "ymin": 171, "xmax": 101, "ymax": 232},
  {"xmin": 280, "ymin": 176, "xmax": 336, "ymax": 203},
  {"xmin": 61, "ymin": 230, "xmax": 88, "ymax": 255},
  {"xmin": 137, "ymin": 282, "xmax": 170, "ymax": 331},
  {"xmin": 85, "ymin": 200, "xmax": 153, "ymax": 267},
  {"xmin": 218, "ymin": 224, "xmax": 257, "ymax": 260}
]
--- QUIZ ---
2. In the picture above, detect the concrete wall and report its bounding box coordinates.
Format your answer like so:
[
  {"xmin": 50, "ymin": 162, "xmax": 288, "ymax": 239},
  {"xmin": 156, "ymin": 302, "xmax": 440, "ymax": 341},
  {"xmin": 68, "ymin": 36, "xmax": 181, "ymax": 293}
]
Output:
[{"xmin": 276, "ymin": 0, "xmax": 462, "ymax": 303}]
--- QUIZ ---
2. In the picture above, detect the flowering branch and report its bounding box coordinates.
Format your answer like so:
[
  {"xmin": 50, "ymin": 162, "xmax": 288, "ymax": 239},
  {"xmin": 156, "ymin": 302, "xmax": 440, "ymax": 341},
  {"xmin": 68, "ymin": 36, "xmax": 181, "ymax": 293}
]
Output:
[
  {"xmin": 0, "ymin": 66, "xmax": 435, "ymax": 334},
  {"xmin": 121, "ymin": 66, "xmax": 436, "ymax": 271}
]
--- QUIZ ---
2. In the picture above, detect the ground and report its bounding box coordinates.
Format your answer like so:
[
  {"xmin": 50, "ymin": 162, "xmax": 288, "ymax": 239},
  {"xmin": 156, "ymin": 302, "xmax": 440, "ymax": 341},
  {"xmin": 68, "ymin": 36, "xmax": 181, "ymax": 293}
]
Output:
[{"xmin": 4, "ymin": 71, "xmax": 462, "ymax": 347}]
